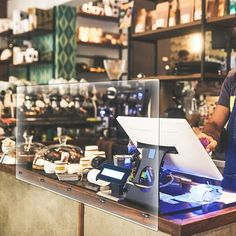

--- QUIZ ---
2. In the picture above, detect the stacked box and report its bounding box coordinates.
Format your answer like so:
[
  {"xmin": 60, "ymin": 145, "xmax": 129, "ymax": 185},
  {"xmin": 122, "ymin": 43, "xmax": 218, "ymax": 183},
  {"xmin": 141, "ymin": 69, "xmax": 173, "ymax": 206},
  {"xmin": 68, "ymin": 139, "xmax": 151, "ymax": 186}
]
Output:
[{"xmin": 28, "ymin": 8, "xmax": 53, "ymax": 31}]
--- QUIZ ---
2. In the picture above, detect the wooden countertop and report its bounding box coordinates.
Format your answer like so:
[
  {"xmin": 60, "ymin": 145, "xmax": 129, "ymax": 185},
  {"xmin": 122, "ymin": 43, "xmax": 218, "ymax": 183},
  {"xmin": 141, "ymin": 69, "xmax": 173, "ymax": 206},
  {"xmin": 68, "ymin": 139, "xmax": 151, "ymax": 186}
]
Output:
[
  {"xmin": 1, "ymin": 164, "xmax": 236, "ymax": 236},
  {"xmin": 0, "ymin": 163, "xmax": 15, "ymax": 175}
]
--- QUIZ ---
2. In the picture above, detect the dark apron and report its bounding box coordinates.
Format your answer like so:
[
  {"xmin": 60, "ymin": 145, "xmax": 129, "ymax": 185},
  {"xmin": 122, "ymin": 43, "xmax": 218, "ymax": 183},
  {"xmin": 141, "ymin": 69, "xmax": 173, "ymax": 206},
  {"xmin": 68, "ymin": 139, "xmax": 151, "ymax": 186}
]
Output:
[{"xmin": 221, "ymin": 98, "xmax": 236, "ymax": 191}]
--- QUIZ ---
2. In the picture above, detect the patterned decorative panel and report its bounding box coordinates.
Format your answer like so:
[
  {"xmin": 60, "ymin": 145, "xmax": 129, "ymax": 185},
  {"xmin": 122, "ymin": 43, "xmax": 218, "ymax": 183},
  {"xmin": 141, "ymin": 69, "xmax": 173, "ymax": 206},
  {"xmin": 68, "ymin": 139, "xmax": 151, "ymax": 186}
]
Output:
[
  {"xmin": 32, "ymin": 34, "xmax": 53, "ymax": 53},
  {"xmin": 54, "ymin": 5, "xmax": 76, "ymax": 80},
  {"xmin": 30, "ymin": 64, "xmax": 53, "ymax": 84},
  {"xmin": 9, "ymin": 67, "xmax": 27, "ymax": 80},
  {"xmin": 8, "ymin": 32, "xmax": 54, "ymax": 84},
  {"xmin": 30, "ymin": 33, "xmax": 54, "ymax": 84}
]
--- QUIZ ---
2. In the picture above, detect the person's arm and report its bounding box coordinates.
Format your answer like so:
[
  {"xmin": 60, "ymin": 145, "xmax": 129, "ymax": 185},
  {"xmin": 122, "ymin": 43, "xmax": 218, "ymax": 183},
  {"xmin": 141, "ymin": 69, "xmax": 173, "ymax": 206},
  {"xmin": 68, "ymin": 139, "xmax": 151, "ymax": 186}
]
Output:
[
  {"xmin": 198, "ymin": 69, "xmax": 235, "ymax": 152},
  {"xmin": 199, "ymin": 105, "xmax": 230, "ymax": 152}
]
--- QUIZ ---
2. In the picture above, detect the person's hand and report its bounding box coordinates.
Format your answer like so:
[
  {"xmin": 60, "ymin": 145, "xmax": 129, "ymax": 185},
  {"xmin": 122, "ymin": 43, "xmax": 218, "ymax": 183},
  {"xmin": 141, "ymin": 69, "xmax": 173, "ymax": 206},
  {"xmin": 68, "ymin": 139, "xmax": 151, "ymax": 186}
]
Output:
[{"xmin": 197, "ymin": 132, "xmax": 218, "ymax": 153}]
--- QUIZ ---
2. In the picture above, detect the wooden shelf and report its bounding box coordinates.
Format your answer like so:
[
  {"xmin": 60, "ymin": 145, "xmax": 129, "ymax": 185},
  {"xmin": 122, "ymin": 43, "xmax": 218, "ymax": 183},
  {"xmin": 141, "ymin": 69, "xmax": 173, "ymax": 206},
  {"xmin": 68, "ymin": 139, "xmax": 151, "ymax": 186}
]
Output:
[
  {"xmin": 77, "ymin": 41, "xmax": 127, "ymax": 49},
  {"xmin": 132, "ymin": 15, "xmax": 236, "ymax": 42},
  {"xmin": 132, "ymin": 21, "xmax": 201, "ymax": 42},
  {"xmin": 132, "ymin": 73, "xmax": 225, "ymax": 81},
  {"xmin": 12, "ymin": 28, "xmax": 52, "ymax": 39},
  {"xmin": 0, "ymin": 58, "xmax": 12, "ymax": 65},
  {"xmin": 78, "ymin": 71, "xmax": 106, "ymax": 74},
  {"xmin": 206, "ymin": 14, "xmax": 236, "ymax": 29},
  {"xmin": 77, "ymin": 11, "xmax": 119, "ymax": 22},
  {"xmin": 76, "ymin": 54, "xmax": 118, "ymax": 60},
  {"xmin": 0, "ymin": 29, "xmax": 12, "ymax": 37},
  {"xmin": 10, "ymin": 61, "xmax": 53, "ymax": 68},
  {"xmin": 19, "ymin": 116, "xmax": 102, "ymax": 127}
]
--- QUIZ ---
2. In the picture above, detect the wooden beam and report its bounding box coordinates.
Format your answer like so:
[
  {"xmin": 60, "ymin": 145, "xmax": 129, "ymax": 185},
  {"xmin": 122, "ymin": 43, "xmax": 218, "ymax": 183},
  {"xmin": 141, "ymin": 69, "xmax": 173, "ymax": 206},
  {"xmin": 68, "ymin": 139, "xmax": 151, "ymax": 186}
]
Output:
[{"xmin": 78, "ymin": 203, "xmax": 85, "ymax": 236}]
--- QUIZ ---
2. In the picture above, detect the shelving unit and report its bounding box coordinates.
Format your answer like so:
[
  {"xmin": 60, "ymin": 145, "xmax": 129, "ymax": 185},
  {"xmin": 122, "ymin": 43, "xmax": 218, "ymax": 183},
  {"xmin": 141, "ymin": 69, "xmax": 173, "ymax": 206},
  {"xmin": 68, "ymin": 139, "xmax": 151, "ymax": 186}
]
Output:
[
  {"xmin": 77, "ymin": 54, "xmax": 118, "ymax": 60},
  {"xmin": 16, "ymin": 116, "xmax": 103, "ymax": 144},
  {"xmin": 77, "ymin": 70, "xmax": 106, "ymax": 74},
  {"xmin": 10, "ymin": 28, "xmax": 54, "ymax": 82},
  {"xmin": 77, "ymin": 11, "xmax": 119, "ymax": 22},
  {"xmin": 19, "ymin": 116, "xmax": 102, "ymax": 127},
  {"xmin": 0, "ymin": 58, "xmax": 12, "ymax": 65},
  {"xmin": 0, "ymin": 29, "xmax": 12, "ymax": 37},
  {"xmin": 0, "ymin": 29, "xmax": 53, "ymax": 42},
  {"xmin": 9, "ymin": 60, "xmax": 53, "ymax": 68},
  {"xmin": 132, "ymin": 21, "xmax": 201, "ymax": 42},
  {"xmin": 133, "ymin": 73, "xmax": 226, "ymax": 81},
  {"xmin": 130, "ymin": 0, "xmax": 236, "ymax": 81},
  {"xmin": 77, "ymin": 41, "xmax": 126, "ymax": 49},
  {"xmin": 206, "ymin": 15, "xmax": 236, "ymax": 29},
  {"xmin": 132, "ymin": 15, "xmax": 236, "ymax": 42},
  {"xmin": 12, "ymin": 28, "xmax": 52, "ymax": 39},
  {"xmin": 0, "ymin": 29, "xmax": 12, "ymax": 81},
  {"xmin": 0, "ymin": 27, "xmax": 55, "ymax": 82},
  {"xmin": 76, "ymin": 8, "xmax": 126, "ymax": 81}
]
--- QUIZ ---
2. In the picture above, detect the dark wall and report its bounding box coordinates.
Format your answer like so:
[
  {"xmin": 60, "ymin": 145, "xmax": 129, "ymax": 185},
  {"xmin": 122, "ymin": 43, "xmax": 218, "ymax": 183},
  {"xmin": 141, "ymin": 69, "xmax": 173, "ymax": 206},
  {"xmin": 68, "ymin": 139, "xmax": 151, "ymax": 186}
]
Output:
[{"xmin": 0, "ymin": 0, "xmax": 7, "ymax": 18}]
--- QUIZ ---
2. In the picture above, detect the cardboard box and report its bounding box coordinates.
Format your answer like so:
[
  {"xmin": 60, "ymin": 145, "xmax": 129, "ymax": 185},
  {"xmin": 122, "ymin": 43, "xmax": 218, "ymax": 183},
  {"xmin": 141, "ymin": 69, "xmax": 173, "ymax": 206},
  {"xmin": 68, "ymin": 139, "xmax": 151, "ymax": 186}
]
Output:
[
  {"xmin": 206, "ymin": 0, "xmax": 219, "ymax": 18},
  {"xmin": 217, "ymin": 0, "xmax": 227, "ymax": 16},
  {"xmin": 194, "ymin": 0, "xmax": 202, "ymax": 20},
  {"xmin": 168, "ymin": 0, "xmax": 180, "ymax": 27},
  {"xmin": 28, "ymin": 8, "xmax": 53, "ymax": 30},
  {"xmin": 134, "ymin": 8, "xmax": 147, "ymax": 33},
  {"xmin": 145, "ymin": 10, "xmax": 157, "ymax": 31},
  {"xmin": 155, "ymin": 2, "xmax": 170, "ymax": 28},
  {"xmin": 179, "ymin": 0, "xmax": 194, "ymax": 24}
]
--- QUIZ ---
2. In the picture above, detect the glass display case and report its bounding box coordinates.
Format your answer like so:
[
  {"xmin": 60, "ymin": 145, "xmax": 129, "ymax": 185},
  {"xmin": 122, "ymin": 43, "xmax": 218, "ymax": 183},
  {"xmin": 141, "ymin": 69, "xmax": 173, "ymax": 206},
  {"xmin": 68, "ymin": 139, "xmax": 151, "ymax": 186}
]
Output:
[{"xmin": 16, "ymin": 79, "xmax": 160, "ymax": 230}]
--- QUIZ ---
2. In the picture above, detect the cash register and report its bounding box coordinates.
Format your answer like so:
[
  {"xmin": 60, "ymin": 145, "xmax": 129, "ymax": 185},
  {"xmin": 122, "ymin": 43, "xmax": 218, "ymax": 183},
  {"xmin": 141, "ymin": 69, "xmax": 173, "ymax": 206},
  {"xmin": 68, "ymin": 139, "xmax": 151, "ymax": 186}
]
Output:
[{"xmin": 116, "ymin": 116, "xmax": 223, "ymax": 214}]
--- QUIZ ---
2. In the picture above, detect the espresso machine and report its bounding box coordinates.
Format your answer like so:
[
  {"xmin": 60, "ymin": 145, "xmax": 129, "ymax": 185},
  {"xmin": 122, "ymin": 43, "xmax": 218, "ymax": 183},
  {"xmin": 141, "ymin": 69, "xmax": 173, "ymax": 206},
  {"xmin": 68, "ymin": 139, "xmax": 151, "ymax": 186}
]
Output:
[{"xmin": 97, "ymin": 84, "xmax": 149, "ymax": 137}]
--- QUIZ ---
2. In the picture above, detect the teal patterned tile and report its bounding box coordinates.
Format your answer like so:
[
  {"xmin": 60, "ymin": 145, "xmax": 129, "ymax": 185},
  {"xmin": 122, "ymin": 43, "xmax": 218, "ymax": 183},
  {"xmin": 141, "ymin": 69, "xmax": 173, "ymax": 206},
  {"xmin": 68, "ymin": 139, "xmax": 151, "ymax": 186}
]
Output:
[
  {"xmin": 54, "ymin": 5, "xmax": 76, "ymax": 80},
  {"xmin": 9, "ymin": 67, "xmax": 27, "ymax": 79},
  {"xmin": 31, "ymin": 34, "xmax": 53, "ymax": 53},
  {"xmin": 9, "ymin": 6, "xmax": 76, "ymax": 83},
  {"xmin": 30, "ymin": 64, "xmax": 53, "ymax": 84}
]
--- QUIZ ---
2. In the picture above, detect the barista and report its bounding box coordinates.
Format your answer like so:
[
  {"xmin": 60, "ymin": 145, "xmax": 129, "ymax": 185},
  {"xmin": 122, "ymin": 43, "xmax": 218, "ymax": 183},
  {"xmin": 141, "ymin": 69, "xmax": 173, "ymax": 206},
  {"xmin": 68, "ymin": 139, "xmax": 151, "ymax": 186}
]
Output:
[{"xmin": 198, "ymin": 69, "xmax": 236, "ymax": 190}]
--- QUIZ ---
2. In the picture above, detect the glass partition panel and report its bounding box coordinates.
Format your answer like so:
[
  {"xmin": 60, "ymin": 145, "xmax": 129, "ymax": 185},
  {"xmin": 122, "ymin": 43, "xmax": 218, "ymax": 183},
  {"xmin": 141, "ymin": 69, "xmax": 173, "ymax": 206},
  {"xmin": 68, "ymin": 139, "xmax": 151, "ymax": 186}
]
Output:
[{"xmin": 16, "ymin": 79, "xmax": 159, "ymax": 231}]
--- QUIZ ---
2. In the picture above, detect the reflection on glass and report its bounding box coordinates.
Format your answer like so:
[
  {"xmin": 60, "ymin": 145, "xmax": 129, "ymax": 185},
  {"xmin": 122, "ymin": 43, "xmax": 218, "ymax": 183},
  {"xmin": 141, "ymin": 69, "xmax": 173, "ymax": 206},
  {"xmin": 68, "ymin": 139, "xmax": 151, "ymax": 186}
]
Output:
[{"xmin": 16, "ymin": 80, "xmax": 159, "ymax": 231}]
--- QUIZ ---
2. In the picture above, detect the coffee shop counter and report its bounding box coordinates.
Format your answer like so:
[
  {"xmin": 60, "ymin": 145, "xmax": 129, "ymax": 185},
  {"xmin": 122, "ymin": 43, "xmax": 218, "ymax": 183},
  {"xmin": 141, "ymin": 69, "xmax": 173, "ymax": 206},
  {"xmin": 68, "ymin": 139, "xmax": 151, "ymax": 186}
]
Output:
[{"xmin": 1, "ymin": 164, "xmax": 236, "ymax": 236}]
